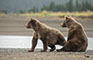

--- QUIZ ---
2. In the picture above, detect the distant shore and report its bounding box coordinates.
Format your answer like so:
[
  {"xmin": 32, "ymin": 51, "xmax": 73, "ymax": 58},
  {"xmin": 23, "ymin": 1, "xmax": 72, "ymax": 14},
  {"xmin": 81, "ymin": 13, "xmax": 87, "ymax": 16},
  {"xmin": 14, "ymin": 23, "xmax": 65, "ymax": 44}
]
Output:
[{"xmin": 0, "ymin": 11, "xmax": 93, "ymax": 17}]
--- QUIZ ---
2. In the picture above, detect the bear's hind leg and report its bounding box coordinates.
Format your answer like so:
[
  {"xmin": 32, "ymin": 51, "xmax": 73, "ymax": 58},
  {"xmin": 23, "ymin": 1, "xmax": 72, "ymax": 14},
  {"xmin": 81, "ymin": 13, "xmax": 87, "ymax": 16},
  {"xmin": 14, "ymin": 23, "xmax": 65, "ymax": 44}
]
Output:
[
  {"xmin": 49, "ymin": 45, "xmax": 56, "ymax": 52},
  {"xmin": 57, "ymin": 40, "xmax": 79, "ymax": 52},
  {"xmin": 40, "ymin": 40, "xmax": 48, "ymax": 52},
  {"xmin": 56, "ymin": 40, "xmax": 73, "ymax": 52}
]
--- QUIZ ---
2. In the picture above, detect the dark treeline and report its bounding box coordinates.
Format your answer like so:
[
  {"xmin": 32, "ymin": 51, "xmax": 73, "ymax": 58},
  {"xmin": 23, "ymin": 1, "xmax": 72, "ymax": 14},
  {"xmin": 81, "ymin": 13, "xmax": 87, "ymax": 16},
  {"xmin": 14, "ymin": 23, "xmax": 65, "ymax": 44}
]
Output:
[
  {"xmin": 25, "ymin": 0, "xmax": 93, "ymax": 13},
  {"xmin": 41, "ymin": 0, "xmax": 93, "ymax": 12},
  {"xmin": 20, "ymin": 0, "xmax": 93, "ymax": 13},
  {"xmin": 0, "ymin": 0, "xmax": 93, "ymax": 13}
]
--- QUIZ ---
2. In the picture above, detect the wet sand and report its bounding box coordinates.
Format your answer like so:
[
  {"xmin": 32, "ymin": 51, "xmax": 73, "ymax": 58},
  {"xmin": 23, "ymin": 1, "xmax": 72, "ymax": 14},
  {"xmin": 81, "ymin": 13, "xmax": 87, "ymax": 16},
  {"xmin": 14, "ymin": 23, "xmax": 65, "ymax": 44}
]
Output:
[{"xmin": 0, "ymin": 16, "xmax": 93, "ymax": 37}]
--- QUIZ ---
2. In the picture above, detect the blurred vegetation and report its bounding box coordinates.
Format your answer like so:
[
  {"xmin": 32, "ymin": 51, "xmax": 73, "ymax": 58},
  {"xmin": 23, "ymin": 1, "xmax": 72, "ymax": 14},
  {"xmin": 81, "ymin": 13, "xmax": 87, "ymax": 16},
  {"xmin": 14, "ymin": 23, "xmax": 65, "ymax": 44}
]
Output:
[
  {"xmin": 28, "ymin": 7, "xmax": 38, "ymax": 13},
  {"xmin": 14, "ymin": 0, "xmax": 93, "ymax": 17},
  {"xmin": 15, "ymin": 11, "xmax": 93, "ymax": 17},
  {"xmin": 0, "ymin": 11, "xmax": 93, "ymax": 17},
  {"xmin": 0, "ymin": 0, "xmax": 93, "ymax": 17},
  {"xmin": 0, "ymin": 0, "xmax": 93, "ymax": 14},
  {"xmin": 19, "ymin": 10, "xmax": 25, "ymax": 13},
  {"xmin": 15, "ymin": 0, "xmax": 93, "ymax": 13},
  {"xmin": 0, "ymin": 10, "xmax": 7, "ymax": 14},
  {"xmin": 41, "ymin": 0, "xmax": 93, "ymax": 12}
]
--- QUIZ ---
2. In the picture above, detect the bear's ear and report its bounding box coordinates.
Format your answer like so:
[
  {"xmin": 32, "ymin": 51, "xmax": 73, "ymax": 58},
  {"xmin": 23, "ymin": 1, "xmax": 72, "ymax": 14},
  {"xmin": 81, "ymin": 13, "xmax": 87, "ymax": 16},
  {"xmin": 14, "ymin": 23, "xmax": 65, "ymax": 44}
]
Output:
[
  {"xmin": 30, "ymin": 18, "xmax": 37, "ymax": 27},
  {"xmin": 30, "ymin": 18, "xmax": 35, "ymax": 20},
  {"xmin": 65, "ymin": 16, "xmax": 69, "ymax": 19},
  {"xmin": 30, "ymin": 18, "xmax": 36, "ymax": 23}
]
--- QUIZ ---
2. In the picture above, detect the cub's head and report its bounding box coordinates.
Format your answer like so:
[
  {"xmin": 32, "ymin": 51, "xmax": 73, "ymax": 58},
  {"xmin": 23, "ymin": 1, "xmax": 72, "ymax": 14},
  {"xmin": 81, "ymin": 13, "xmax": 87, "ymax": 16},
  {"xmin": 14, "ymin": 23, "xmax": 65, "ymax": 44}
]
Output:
[
  {"xmin": 25, "ymin": 18, "xmax": 38, "ymax": 29},
  {"xmin": 61, "ymin": 16, "xmax": 75, "ymax": 28}
]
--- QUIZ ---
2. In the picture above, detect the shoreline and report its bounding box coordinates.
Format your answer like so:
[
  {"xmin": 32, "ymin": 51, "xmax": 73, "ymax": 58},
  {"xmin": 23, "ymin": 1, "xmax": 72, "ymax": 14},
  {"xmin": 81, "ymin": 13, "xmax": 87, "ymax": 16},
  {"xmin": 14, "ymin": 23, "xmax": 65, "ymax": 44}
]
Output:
[{"xmin": 0, "ymin": 35, "xmax": 93, "ymax": 50}]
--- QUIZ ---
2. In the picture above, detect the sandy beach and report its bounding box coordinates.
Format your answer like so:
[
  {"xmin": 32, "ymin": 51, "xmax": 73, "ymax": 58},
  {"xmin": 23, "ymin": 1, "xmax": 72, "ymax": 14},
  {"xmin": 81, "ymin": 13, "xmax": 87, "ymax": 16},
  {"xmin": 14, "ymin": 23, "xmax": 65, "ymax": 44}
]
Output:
[
  {"xmin": 0, "ymin": 16, "xmax": 93, "ymax": 60},
  {"xmin": 0, "ymin": 48, "xmax": 93, "ymax": 60}
]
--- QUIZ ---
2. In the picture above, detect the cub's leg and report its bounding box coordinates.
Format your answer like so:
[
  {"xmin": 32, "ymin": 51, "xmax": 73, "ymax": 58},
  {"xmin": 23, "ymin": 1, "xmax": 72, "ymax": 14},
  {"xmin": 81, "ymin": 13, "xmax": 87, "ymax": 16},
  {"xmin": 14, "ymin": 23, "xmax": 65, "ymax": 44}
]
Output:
[
  {"xmin": 57, "ymin": 34, "xmax": 67, "ymax": 46},
  {"xmin": 40, "ymin": 40, "xmax": 48, "ymax": 52},
  {"xmin": 28, "ymin": 33, "xmax": 38, "ymax": 52},
  {"xmin": 56, "ymin": 41, "xmax": 70, "ymax": 52}
]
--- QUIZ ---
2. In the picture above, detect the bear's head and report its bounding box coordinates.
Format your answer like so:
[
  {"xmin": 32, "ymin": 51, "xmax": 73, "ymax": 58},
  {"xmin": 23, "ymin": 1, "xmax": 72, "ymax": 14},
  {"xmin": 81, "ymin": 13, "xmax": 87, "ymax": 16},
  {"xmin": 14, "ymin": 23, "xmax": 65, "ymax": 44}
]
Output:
[
  {"xmin": 61, "ymin": 16, "xmax": 75, "ymax": 28},
  {"xmin": 25, "ymin": 18, "xmax": 39, "ymax": 29}
]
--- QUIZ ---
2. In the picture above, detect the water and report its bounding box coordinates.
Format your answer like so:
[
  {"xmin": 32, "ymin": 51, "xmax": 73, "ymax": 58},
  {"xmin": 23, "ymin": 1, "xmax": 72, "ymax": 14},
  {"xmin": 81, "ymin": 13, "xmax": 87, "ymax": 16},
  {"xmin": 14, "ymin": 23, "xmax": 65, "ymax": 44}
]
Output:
[{"xmin": 0, "ymin": 35, "xmax": 93, "ymax": 50}]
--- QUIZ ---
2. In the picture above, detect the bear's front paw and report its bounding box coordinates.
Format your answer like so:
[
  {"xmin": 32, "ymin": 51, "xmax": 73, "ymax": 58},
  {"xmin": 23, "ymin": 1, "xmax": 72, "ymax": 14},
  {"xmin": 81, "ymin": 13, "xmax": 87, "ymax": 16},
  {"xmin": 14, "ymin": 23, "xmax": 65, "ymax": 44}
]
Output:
[
  {"xmin": 50, "ymin": 49, "xmax": 55, "ymax": 52},
  {"xmin": 28, "ymin": 50, "xmax": 34, "ymax": 52},
  {"xmin": 56, "ymin": 49, "xmax": 63, "ymax": 52},
  {"xmin": 40, "ymin": 50, "xmax": 46, "ymax": 52}
]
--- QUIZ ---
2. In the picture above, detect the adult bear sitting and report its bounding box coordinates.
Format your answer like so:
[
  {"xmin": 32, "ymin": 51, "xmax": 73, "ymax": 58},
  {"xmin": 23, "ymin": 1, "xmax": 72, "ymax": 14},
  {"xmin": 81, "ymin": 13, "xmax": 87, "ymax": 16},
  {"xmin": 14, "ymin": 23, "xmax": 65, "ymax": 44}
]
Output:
[{"xmin": 57, "ymin": 16, "xmax": 88, "ymax": 52}]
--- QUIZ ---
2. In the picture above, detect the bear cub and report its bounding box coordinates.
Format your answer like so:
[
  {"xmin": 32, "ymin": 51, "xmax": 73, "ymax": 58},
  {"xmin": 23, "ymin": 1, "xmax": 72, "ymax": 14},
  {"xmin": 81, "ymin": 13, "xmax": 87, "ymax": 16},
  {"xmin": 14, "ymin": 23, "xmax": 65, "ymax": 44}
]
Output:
[{"xmin": 25, "ymin": 18, "xmax": 66, "ymax": 52}]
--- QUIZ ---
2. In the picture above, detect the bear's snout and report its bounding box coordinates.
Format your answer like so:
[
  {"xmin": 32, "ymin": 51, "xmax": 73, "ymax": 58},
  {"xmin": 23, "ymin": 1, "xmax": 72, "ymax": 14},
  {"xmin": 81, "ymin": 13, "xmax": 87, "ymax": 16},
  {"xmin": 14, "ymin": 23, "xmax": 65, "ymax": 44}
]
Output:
[
  {"xmin": 25, "ymin": 24, "xmax": 31, "ymax": 28},
  {"xmin": 61, "ymin": 23, "xmax": 63, "ymax": 27},
  {"xmin": 61, "ymin": 23, "xmax": 66, "ymax": 27},
  {"xmin": 24, "ymin": 24, "xmax": 26, "ymax": 27}
]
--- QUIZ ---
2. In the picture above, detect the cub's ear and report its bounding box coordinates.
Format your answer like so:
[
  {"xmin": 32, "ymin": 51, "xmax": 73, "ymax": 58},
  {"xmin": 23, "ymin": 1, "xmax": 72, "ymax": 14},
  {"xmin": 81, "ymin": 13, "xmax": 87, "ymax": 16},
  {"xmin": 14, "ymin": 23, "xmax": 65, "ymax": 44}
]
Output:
[
  {"xmin": 30, "ymin": 18, "xmax": 37, "ymax": 20},
  {"xmin": 64, "ymin": 16, "xmax": 69, "ymax": 19}
]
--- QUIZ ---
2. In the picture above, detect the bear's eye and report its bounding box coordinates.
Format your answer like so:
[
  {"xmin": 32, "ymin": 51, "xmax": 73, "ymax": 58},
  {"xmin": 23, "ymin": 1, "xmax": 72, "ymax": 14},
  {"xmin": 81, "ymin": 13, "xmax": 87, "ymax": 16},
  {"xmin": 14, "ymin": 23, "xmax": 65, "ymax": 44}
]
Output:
[
  {"xmin": 31, "ymin": 19, "xmax": 36, "ymax": 23},
  {"xmin": 28, "ymin": 21, "xmax": 30, "ymax": 24},
  {"xmin": 27, "ymin": 21, "xmax": 31, "ymax": 26}
]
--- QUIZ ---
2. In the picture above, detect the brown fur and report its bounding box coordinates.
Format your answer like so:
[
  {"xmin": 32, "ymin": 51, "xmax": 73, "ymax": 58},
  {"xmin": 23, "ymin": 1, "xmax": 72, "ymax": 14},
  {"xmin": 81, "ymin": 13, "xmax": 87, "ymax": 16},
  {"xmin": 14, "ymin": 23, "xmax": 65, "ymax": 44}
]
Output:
[
  {"xmin": 25, "ymin": 18, "xmax": 66, "ymax": 52},
  {"xmin": 57, "ymin": 16, "xmax": 88, "ymax": 52}
]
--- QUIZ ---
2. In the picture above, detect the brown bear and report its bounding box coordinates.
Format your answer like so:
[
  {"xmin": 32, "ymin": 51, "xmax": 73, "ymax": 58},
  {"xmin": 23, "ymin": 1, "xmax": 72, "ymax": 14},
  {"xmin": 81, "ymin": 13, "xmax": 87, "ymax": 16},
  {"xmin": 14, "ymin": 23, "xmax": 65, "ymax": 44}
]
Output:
[
  {"xmin": 25, "ymin": 18, "xmax": 66, "ymax": 52},
  {"xmin": 57, "ymin": 16, "xmax": 88, "ymax": 52}
]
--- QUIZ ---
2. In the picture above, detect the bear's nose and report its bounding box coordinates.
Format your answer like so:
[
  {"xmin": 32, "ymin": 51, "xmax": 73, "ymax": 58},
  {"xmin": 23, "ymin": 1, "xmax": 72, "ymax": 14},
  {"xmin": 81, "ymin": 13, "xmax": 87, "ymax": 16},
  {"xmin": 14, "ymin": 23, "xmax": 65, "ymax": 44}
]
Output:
[
  {"xmin": 61, "ymin": 23, "xmax": 62, "ymax": 26},
  {"xmin": 24, "ymin": 24, "xmax": 27, "ymax": 27}
]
